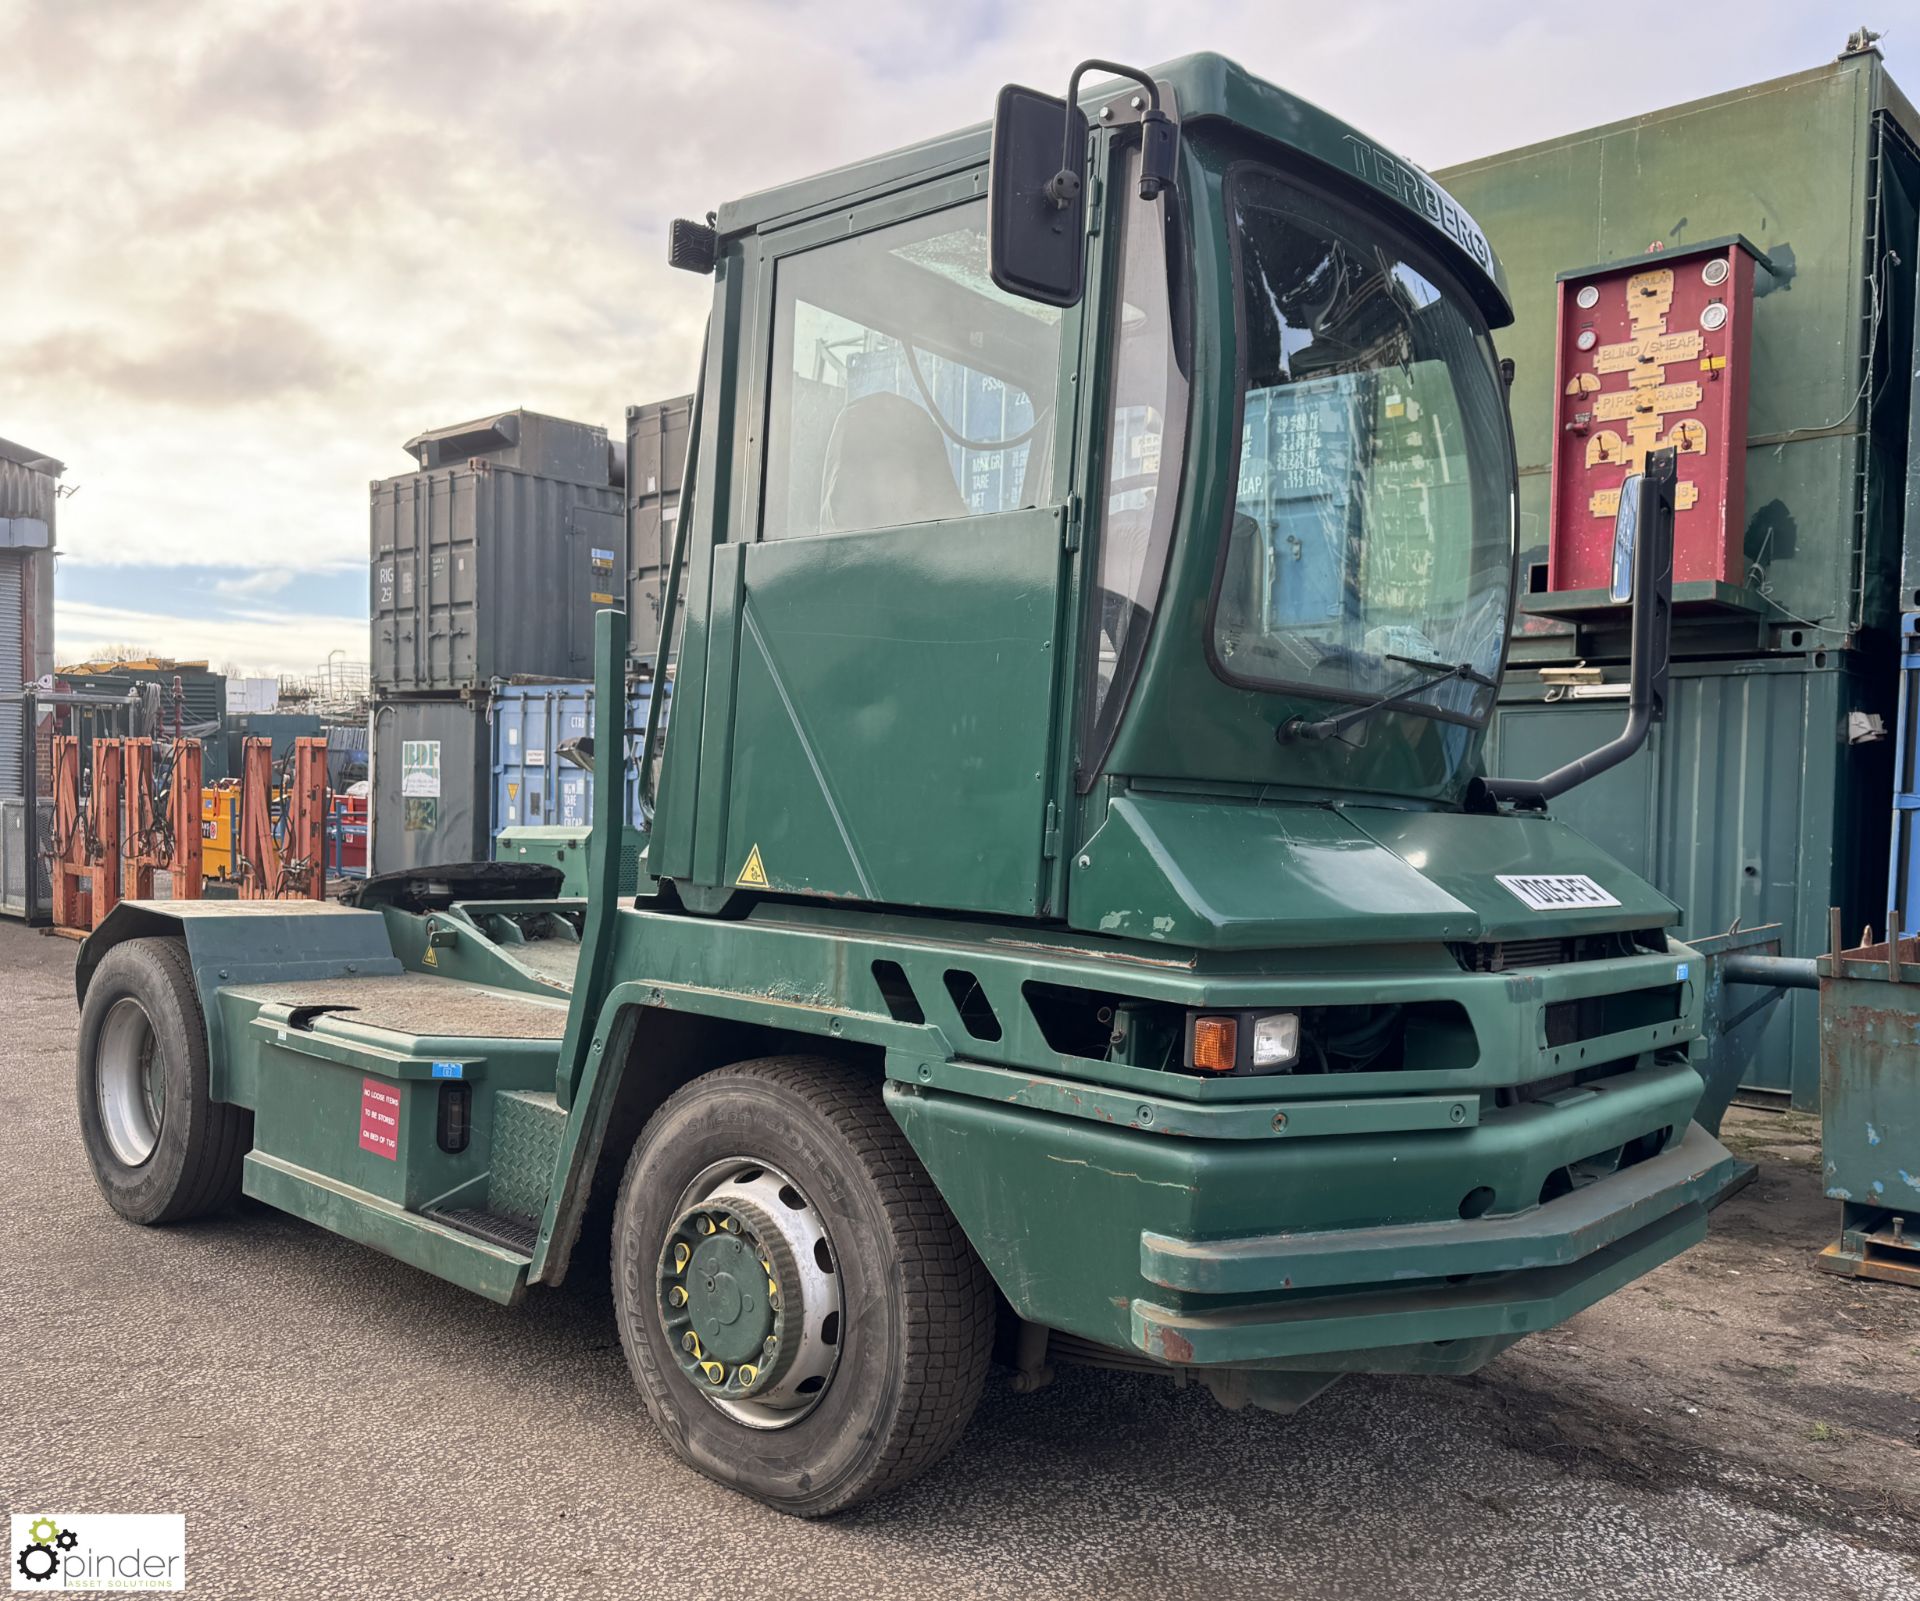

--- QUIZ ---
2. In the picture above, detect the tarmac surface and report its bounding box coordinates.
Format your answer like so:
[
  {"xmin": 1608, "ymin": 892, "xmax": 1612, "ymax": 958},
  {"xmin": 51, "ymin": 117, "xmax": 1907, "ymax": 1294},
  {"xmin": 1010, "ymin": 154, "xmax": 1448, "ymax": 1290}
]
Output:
[{"xmin": 3, "ymin": 918, "xmax": 1917, "ymax": 1599}]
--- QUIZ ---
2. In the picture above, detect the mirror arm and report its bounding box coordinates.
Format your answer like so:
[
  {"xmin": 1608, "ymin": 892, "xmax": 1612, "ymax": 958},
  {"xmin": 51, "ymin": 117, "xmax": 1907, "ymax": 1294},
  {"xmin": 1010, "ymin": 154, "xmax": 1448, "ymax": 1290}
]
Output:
[
  {"xmin": 1483, "ymin": 448, "xmax": 1677, "ymax": 808},
  {"xmin": 1048, "ymin": 59, "xmax": 1173, "ymax": 206}
]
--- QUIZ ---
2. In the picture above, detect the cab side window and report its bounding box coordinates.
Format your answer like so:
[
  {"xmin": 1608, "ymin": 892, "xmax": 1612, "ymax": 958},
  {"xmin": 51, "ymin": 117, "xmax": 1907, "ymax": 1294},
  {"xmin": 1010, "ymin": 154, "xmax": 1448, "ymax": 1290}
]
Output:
[{"xmin": 763, "ymin": 197, "xmax": 1064, "ymax": 540}]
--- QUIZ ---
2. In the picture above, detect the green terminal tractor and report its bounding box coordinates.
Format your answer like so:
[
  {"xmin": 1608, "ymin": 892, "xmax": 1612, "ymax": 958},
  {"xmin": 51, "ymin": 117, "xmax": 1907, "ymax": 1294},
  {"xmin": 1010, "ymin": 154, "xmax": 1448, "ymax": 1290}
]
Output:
[{"xmin": 72, "ymin": 55, "xmax": 1733, "ymax": 1516}]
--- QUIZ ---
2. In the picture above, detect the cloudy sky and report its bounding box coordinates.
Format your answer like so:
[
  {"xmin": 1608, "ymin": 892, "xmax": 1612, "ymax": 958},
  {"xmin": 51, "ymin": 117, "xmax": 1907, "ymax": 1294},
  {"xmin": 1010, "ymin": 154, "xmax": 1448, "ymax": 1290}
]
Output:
[{"xmin": 3, "ymin": 2, "xmax": 1912, "ymax": 674}]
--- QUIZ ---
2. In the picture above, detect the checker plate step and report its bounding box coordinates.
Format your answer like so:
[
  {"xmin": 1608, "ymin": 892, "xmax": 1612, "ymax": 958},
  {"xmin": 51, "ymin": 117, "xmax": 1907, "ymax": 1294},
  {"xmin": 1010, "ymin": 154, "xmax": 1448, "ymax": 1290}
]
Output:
[{"xmin": 426, "ymin": 1207, "xmax": 538, "ymax": 1255}]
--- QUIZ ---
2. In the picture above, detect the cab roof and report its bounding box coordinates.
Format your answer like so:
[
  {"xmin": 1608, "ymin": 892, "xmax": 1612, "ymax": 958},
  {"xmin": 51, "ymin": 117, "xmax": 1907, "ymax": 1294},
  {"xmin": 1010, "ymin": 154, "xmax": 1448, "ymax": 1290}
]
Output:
[{"xmin": 714, "ymin": 51, "xmax": 1512, "ymax": 327}]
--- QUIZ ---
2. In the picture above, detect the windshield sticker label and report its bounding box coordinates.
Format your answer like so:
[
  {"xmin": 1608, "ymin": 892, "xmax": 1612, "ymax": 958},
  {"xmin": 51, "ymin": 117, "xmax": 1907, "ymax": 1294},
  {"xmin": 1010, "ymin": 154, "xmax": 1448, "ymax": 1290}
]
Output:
[{"xmin": 1496, "ymin": 874, "xmax": 1621, "ymax": 912}]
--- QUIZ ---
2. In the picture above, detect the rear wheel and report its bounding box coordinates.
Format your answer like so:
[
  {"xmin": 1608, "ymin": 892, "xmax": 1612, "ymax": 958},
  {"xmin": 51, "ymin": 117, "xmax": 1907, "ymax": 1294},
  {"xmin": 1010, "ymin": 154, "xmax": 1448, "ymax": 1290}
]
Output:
[
  {"xmin": 75, "ymin": 937, "xmax": 251, "ymax": 1223},
  {"xmin": 612, "ymin": 1055, "xmax": 994, "ymax": 1516}
]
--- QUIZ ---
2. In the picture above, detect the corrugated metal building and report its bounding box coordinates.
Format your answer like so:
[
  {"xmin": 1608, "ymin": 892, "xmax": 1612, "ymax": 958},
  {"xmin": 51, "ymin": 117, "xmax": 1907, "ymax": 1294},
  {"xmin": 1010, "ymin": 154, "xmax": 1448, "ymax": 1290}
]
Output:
[
  {"xmin": 1439, "ymin": 45, "xmax": 1920, "ymax": 1107},
  {"xmin": 0, "ymin": 436, "xmax": 60, "ymax": 919}
]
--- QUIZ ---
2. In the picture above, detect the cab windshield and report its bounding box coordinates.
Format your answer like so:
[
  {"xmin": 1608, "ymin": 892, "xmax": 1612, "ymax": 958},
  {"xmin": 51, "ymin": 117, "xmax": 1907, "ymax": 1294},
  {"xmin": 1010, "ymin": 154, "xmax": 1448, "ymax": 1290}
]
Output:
[{"xmin": 1211, "ymin": 167, "xmax": 1513, "ymax": 726}]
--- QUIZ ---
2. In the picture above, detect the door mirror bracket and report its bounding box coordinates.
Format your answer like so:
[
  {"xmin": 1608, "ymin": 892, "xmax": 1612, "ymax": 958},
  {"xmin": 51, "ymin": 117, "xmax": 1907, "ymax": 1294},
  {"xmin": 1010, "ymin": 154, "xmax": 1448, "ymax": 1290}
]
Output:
[{"xmin": 989, "ymin": 57, "xmax": 1177, "ymax": 309}]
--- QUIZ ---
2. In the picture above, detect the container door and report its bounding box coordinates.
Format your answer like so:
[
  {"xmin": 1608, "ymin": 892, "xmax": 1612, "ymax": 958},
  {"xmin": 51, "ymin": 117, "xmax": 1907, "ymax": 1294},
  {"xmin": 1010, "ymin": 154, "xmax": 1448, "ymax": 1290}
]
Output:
[
  {"xmin": 690, "ymin": 185, "xmax": 1075, "ymax": 917},
  {"xmin": 570, "ymin": 505, "xmax": 625, "ymax": 678}
]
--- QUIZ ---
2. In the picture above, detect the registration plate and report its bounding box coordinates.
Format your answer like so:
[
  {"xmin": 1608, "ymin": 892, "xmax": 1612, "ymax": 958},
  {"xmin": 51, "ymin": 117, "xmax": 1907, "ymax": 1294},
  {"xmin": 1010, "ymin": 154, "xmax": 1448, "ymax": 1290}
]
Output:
[{"xmin": 1496, "ymin": 873, "xmax": 1620, "ymax": 911}]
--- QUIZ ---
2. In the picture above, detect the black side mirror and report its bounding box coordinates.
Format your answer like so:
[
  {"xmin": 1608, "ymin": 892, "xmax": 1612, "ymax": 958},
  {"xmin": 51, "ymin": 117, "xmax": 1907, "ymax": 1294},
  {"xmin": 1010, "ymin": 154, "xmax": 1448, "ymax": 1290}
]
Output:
[
  {"xmin": 1609, "ymin": 471, "xmax": 1642, "ymax": 603},
  {"xmin": 988, "ymin": 84, "xmax": 1088, "ymax": 307}
]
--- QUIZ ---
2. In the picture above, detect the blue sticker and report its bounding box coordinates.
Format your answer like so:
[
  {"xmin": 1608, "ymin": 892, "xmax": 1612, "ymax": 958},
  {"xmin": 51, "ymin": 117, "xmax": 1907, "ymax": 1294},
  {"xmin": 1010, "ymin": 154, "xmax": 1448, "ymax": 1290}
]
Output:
[
  {"xmin": 1675, "ymin": 963, "xmax": 1689, "ymax": 982},
  {"xmin": 432, "ymin": 1061, "xmax": 464, "ymax": 1079}
]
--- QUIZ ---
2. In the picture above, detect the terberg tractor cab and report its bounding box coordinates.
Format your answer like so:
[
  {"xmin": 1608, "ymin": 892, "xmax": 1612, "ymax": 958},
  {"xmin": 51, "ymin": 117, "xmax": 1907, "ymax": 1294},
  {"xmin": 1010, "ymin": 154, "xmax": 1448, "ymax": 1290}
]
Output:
[{"xmin": 73, "ymin": 54, "xmax": 1733, "ymax": 1515}]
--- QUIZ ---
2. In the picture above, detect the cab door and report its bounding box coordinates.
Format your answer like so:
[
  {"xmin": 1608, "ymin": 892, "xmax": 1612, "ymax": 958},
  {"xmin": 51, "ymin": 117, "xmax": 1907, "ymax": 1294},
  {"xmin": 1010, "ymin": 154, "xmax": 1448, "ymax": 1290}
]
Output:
[{"xmin": 688, "ymin": 177, "xmax": 1078, "ymax": 916}]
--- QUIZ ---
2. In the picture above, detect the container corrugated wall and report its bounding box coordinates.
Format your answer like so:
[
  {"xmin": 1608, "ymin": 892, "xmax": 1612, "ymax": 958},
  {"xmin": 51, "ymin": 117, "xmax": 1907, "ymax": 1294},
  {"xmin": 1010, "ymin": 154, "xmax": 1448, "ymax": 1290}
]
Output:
[
  {"xmin": 625, "ymin": 395, "xmax": 692, "ymax": 664},
  {"xmin": 371, "ymin": 464, "xmax": 624, "ymax": 693},
  {"xmin": 1439, "ymin": 53, "xmax": 1920, "ymax": 655},
  {"xmin": 1490, "ymin": 657, "xmax": 1891, "ymax": 1108},
  {"xmin": 491, "ymin": 680, "xmax": 658, "ymax": 840},
  {"xmin": 369, "ymin": 697, "xmax": 494, "ymax": 875}
]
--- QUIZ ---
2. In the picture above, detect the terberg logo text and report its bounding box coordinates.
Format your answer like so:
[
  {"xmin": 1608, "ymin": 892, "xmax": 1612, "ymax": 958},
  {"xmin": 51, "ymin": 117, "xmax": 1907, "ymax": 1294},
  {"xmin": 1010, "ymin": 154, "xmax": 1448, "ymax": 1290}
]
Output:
[
  {"xmin": 1340, "ymin": 135, "xmax": 1495, "ymax": 276},
  {"xmin": 10, "ymin": 1514, "xmax": 185, "ymax": 1592}
]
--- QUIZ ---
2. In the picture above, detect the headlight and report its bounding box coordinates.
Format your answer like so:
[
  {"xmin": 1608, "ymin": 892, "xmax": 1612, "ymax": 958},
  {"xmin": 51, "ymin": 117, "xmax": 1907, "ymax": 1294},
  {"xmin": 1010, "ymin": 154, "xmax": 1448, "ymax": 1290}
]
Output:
[
  {"xmin": 1251, "ymin": 1011, "xmax": 1300, "ymax": 1069},
  {"xmin": 1184, "ymin": 1010, "xmax": 1301, "ymax": 1074}
]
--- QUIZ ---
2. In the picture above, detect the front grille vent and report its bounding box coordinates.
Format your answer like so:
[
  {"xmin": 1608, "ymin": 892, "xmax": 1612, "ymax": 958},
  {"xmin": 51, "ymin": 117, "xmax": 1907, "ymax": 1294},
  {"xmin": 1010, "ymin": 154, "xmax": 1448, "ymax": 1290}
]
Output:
[{"xmin": 1452, "ymin": 928, "xmax": 1666, "ymax": 974}]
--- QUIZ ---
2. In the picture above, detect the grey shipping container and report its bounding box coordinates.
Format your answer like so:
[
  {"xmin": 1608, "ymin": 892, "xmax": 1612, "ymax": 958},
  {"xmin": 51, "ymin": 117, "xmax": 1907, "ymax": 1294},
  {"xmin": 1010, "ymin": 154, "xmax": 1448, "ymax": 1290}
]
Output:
[
  {"xmin": 1438, "ymin": 52, "xmax": 1920, "ymax": 657},
  {"xmin": 403, "ymin": 409, "xmax": 614, "ymax": 486},
  {"xmin": 625, "ymin": 395, "xmax": 692, "ymax": 662},
  {"xmin": 370, "ymin": 696, "xmax": 494, "ymax": 875},
  {"xmin": 1488, "ymin": 655, "xmax": 1893, "ymax": 1110},
  {"xmin": 371, "ymin": 459, "xmax": 624, "ymax": 693}
]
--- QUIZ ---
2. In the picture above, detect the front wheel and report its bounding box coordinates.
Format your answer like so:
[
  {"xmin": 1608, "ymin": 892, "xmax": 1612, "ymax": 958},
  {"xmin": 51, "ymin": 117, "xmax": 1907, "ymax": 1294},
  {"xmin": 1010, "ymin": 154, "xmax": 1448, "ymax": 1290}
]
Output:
[{"xmin": 611, "ymin": 1055, "xmax": 994, "ymax": 1516}]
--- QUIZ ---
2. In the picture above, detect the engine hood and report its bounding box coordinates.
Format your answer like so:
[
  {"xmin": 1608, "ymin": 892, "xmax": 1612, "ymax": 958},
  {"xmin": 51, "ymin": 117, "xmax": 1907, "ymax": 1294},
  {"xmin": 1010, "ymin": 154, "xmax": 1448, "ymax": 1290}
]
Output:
[{"xmin": 1069, "ymin": 793, "xmax": 1677, "ymax": 951}]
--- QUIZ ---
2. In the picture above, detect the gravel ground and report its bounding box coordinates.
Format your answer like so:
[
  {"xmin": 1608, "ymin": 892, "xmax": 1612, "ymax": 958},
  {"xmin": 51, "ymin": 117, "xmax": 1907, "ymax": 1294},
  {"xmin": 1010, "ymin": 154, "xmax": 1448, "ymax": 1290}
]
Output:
[{"xmin": 3, "ymin": 919, "xmax": 1916, "ymax": 1599}]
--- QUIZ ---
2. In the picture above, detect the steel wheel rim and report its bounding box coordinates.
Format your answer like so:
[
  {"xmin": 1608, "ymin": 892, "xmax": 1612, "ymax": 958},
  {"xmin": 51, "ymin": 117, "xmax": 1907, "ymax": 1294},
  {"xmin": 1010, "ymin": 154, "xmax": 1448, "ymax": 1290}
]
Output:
[
  {"xmin": 657, "ymin": 1157, "xmax": 844, "ymax": 1430},
  {"xmin": 97, "ymin": 996, "xmax": 164, "ymax": 1168}
]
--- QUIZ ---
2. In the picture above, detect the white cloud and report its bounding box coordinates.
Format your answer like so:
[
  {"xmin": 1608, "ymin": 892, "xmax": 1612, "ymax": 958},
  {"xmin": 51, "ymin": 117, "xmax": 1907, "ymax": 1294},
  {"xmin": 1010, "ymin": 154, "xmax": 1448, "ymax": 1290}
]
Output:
[
  {"xmin": 4, "ymin": 1, "xmax": 1906, "ymax": 606},
  {"xmin": 56, "ymin": 598, "xmax": 362, "ymax": 678}
]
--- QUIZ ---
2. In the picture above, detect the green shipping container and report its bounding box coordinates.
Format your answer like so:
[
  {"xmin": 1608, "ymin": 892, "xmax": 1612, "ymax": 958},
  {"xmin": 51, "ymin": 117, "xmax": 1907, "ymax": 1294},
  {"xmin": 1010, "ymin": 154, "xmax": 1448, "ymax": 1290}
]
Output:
[
  {"xmin": 1439, "ymin": 50, "xmax": 1920, "ymax": 656},
  {"xmin": 1489, "ymin": 656, "xmax": 1893, "ymax": 1109}
]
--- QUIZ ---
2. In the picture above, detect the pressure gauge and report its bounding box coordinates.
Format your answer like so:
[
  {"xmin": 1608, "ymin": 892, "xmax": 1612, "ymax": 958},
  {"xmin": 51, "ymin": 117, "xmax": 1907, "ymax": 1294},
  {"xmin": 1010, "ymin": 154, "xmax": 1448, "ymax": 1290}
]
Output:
[
  {"xmin": 1575, "ymin": 330, "xmax": 1597, "ymax": 351},
  {"xmin": 1575, "ymin": 285, "xmax": 1600, "ymax": 309},
  {"xmin": 1700, "ymin": 302, "xmax": 1729, "ymax": 332},
  {"xmin": 1701, "ymin": 257, "xmax": 1731, "ymax": 287}
]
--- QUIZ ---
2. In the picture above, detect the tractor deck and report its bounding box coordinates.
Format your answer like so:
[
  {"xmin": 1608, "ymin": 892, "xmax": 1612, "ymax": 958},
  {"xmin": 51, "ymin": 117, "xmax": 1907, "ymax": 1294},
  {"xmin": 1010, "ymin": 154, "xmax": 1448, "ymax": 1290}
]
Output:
[{"xmin": 214, "ymin": 956, "xmax": 576, "ymax": 1305}]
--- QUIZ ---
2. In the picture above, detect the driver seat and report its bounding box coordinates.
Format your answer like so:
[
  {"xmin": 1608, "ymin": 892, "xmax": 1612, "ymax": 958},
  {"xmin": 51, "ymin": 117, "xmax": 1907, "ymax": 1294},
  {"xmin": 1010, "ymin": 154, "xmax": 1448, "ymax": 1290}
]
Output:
[{"xmin": 819, "ymin": 392, "xmax": 967, "ymax": 534}]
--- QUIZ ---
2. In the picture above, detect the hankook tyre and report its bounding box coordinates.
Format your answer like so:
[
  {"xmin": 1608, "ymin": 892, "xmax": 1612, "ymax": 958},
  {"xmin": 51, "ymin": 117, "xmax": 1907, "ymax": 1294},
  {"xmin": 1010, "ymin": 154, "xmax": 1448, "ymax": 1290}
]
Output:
[{"xmin": 612, "ymin": 1055, "xmax": 995, "ymax": 1516}]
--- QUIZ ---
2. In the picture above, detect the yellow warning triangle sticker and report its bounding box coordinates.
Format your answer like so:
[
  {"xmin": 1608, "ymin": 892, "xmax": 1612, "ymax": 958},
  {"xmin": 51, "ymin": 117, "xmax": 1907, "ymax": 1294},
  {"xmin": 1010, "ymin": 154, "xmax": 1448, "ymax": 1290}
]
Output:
[
  {"xmin": 508, "ymin": 782, "xmax": 518, "ymax": 799},
  {"xmin": 737, "ymin": 844, "xmax": 769, "ymax": 888}
]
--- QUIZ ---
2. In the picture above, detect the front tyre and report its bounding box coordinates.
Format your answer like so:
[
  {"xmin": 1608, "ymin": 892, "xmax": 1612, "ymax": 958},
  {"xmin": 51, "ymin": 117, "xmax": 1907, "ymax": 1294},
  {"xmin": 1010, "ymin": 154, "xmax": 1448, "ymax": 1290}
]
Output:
[
  {"xmin": 612, "ymin": 1055, "xmax": 994, "ymax": 1516},
  {"xmin": 75, "ymin": 936, "xmax": 251, "ymax": 1223}
]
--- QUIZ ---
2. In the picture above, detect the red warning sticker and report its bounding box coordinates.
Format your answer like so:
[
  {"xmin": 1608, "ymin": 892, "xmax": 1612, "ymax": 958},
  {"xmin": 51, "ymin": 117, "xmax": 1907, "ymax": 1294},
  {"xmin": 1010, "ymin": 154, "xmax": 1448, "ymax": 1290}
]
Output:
[{"xmin": 359, "ymin": 1078, "xmax": 401, "ymax": 1160}]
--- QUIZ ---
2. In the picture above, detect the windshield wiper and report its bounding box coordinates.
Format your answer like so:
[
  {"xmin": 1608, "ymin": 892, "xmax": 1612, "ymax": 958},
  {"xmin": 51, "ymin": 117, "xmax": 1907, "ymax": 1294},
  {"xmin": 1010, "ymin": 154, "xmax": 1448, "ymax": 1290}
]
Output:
[{"xmin": 1277, "ymin": 655, "xmax": 1496, "ymax": 744}]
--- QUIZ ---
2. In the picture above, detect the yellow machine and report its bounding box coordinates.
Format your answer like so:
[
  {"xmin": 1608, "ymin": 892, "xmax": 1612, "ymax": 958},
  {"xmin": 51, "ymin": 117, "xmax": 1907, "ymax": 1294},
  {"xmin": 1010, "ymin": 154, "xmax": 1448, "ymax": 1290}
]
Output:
[{"xmin": 200, "ymin": 786, "xmax": 241, "ymax": 881}]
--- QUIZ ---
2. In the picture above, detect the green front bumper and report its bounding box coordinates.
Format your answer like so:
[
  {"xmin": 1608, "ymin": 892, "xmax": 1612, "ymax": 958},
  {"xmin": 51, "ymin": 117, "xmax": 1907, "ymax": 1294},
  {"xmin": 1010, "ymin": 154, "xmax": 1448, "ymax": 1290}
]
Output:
[{"xmin": 887, "ymin": 1056, "xmax": 1733, "ymax": 1370}]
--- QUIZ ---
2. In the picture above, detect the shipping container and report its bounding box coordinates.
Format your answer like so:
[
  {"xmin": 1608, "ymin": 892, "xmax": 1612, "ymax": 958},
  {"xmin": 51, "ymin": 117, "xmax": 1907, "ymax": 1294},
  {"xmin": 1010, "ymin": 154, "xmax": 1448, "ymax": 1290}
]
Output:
[
  {"xmin": 491, "ymin": 679, "xmax": 662, "ymax": 840},
  {"xmin": 371, "ymin": 414, "xmax": 625, "ymax": 693},
  {"xmin": 1888, "ymin": 615, "xmax": 1920, "ymax": 932},
  {"xmin": 1438, "ymin": 50, "xmax": 1920, "ymax": 659},
  {"xmin": 402, "ymin": 409, "xmax": 614, "ymax": 486},
  {"xmin": 369, "ymin": 696, "xmax": 494, "ymax": 875},
  {"xmin": 1489, "ymin": 655, "xmax": 1893, "ymax": 1109},
  {"xmin": 625, "ymin": 395, "xmax": 693, "ymax": 663}
]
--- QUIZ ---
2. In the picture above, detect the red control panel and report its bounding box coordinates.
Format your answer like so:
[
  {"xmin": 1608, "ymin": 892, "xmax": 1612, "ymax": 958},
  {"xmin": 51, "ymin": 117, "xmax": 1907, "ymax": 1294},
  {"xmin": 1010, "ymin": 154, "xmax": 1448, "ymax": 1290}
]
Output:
[{"xmin": 1547, "ymin": 239, "xmax": 1756, "ymax": 594}]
